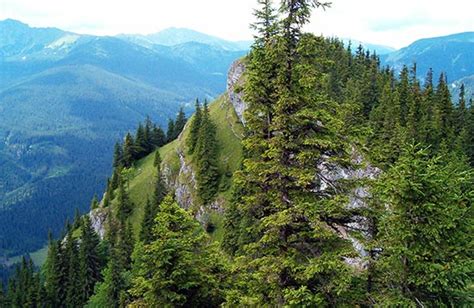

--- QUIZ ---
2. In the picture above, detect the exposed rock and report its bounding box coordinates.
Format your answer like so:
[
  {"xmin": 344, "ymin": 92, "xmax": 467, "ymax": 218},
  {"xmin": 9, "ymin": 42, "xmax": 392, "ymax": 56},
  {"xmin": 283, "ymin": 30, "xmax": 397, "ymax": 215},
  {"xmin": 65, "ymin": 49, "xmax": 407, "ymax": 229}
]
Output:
[
  {"xmin": 174, "ymin": 150, "xmax": 196, "ymax": 210},
  {"xmin": 227, "ymin": 60, "xmax": 247, "ymax": 125},
  {"xmin": 89, "ymin": 206, "xmax": 108, "ymax": 239},
  {"xmin": 316, "ymin": 150, "xmax": 381, "ymax": 268}
]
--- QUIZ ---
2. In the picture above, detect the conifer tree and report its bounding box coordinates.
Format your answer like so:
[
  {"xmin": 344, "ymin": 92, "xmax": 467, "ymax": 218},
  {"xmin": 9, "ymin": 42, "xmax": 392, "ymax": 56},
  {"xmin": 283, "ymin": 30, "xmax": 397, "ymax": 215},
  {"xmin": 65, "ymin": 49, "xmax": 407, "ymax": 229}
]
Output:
[
  {"xmin": 455, "ymin": 84, "xmax": 468, "ymax": 134},
  {"xmin": 252, "ymin": 0, "xmax": 279, "ymax": 43},
  {"xmin": 153, "ymin": 150, "xmax": 161, "ymax": 167},
  {"xmin": 78, "ymin": 215, "xmax": 102, "ymax": 305},
  {"xmin": 187, "ymin": 99, "xmax": 203, "ymax": 154},
  {"xmin": 195, "ymin": 102, "xmax": 220, "ymax": 205},
  {"xmin": 174, "ymin": 107, "xmax": 187, "ymax": 139},
  {"xmin": 117, "ymin": 222, "xmax": 134, "ymax": 271},
  {"xmin": 113, "ymin": 142, "xmax": 123, "ymax": 168},
  {"xmin": 73, "ymin": 207, "xmax": 82, "ymax": 230},
  {"xmin": 372, "ymin": 144, "xmax": 474, "ymax": 306},
  {"xmin": 88, "ymin": 216, "xmax": 128, "ymax": 308},
  {"xmin": 144, "ymin": 116, "xmax": 154, "ymax": 153},
  {"xmin": 65, "ymin": 229, "xmax": 81, "ymax": 307},
  {"xmin": 44, "ymin": 234, "xmax": 64, "ymax": 307},
  {"xmin": 150, "ymin": 125, "xmax": 166, "ymax": 148},
  {"xmin": 224, "ymin": 1, "xmax": 361, "ymax": 305},
  {"xmin": 166, "ymin": 119, "xmax": 175, "ymax": 143},
  {"xmin": 406, "ymin": 64, "xmax": 423, "ymax": 143},
  {"xmin": 433, "ymin": 73, "xmax": 455, "ymax": 149},
  {"xmin": 153, "ymin": 160, "xmax": 167, "ymax": 207},
  {"xmin": 116, "ymin": 175, "xmax": 133, "ymax": 222},
  {"xmin": 122, "ymin": 132, "xmax": 135, "ymax": 168},
  {"xmin": 134, "ymin": 123, "xmax": 147, "ymax": 159},
  {"xmin": 130, "ymin": 195, "xmax": 227, "ymax": 307},
  {"xmin": 90, "ymin": 194, "xmax": 99, "ymax": 210},
  {"xmin": 140, "ymin": 199, "xmax": 156, "ymax": 245},
  {"xmin": 397, "ymin": 66, "xmax": 410, "ymax": 125},
  {"xmin": 419, "ymin": 68, "xmax": 437, "ymax": 147},
  {"xmin": 370, "ymin": 81, "xmax": 404, "ymax": 164}
]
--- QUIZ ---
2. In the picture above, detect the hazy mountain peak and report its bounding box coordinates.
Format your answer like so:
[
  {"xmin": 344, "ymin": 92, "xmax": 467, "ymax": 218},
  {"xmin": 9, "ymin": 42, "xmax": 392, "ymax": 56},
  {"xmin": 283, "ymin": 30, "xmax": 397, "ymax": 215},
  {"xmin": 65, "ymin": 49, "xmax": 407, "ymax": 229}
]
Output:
[
  {"xmin": 138, "ymin": 27, "xmax": 252, "ymax": 51},
  {"xmin": 0, "ymin": 18, "xmax": 29, "ymax": 27}
]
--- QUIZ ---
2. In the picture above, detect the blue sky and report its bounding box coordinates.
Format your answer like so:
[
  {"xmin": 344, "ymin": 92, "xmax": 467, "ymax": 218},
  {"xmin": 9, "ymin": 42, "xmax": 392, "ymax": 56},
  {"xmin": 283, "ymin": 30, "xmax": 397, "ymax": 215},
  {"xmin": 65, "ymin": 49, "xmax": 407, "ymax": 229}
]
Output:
[{"xmin": 0, "ymin": 0, "xmax": 473, "ymax": 48}]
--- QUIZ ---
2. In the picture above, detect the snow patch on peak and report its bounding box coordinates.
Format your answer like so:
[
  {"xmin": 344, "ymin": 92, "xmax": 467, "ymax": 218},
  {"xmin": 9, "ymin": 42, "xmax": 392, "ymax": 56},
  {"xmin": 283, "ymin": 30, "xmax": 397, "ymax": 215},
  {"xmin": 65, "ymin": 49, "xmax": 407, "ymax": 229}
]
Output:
[{"xmin": 46, "ymin": 34, "xmax": 80, "ymax": 50}]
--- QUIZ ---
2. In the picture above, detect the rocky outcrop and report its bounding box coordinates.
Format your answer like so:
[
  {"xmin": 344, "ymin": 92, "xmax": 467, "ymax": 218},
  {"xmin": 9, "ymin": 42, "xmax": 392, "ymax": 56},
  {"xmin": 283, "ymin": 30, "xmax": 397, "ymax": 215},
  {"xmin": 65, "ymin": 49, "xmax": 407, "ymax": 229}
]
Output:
[
  {"xmin": 227, "ymin": 60, "xmax": 247, "ymax": 125},
  {"xmin": 89, "ymin": 206, "xmax": 108, "ymax": 239},
  {"xmin": 317, "ymin": 151, "xmax": 381, "ymax": 268},
  {"xmin": 174, "ymin": 150, "xmax": 196, "ymax": 210}
]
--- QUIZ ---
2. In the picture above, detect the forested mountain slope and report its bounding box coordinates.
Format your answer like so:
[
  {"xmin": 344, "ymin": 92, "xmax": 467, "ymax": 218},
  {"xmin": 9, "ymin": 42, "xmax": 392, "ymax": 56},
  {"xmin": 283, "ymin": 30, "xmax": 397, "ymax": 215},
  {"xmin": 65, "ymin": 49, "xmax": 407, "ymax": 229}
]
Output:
[{"xmin": 1, "ymin": 1, "xmax": 473, "ymax": 306}]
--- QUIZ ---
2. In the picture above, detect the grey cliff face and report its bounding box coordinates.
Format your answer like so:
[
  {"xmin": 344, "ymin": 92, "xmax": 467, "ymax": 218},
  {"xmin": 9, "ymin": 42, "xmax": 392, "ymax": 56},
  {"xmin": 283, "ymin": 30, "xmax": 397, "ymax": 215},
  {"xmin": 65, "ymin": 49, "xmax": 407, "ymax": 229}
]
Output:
[{"xmin": 227, "ymin": 60, "xmax": 247, "ymax": 125}]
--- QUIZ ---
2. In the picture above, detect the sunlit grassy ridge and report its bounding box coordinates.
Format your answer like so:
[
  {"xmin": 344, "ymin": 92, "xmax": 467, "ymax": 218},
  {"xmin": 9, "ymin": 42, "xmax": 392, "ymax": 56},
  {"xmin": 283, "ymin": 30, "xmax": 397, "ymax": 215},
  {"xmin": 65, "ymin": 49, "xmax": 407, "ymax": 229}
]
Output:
[{"xmin": 115, "ymin": 95, "xmax": 243, "ymax": 240}]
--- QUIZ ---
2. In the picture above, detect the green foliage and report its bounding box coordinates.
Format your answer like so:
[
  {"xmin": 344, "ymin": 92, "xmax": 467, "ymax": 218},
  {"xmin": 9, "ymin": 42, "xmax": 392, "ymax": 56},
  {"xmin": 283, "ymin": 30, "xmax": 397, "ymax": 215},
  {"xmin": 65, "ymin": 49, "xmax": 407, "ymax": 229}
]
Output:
[
  {"xmin": 78, "ymin": 215, "xmax": 103, "ymax": 305},
  {"xmin": 193, "ymin": 102, "xmax": 221, "ymax": 205},
  {"xmin": 6, "ymin": 257, "xmax": 42, "ymax": 307},
  {"xmin": 116, "ymin": 174, "xmax": 134, "ymax": 222},
  {"xmin": 187, "ymin": 99, "xmax": 203, "ymax": 154},
  {"xmin": 222, "ymin": 2, "xmax": 364, "ymax": 305},
  {"xmin": 372, "ymin": 144, "xmax": 474, "ymax": 306},
  {"xmin": 166, "ymin": 106, "xmax": 188, "ymax": 143},
  {"xmin": 90, "ymin": 194, "xmax": 99, "ymax": 210},
  {"xmin": 129, "ymin": 195, "xmax": 227, "ymax": 307}
]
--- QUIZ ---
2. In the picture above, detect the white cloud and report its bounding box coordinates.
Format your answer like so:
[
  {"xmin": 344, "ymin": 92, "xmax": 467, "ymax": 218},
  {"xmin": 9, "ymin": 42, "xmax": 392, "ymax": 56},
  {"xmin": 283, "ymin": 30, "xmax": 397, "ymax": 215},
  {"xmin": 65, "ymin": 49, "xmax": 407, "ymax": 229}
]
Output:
[{"xmin": 1, "ymin": 0, "xmax": 473, "ymax": 48}]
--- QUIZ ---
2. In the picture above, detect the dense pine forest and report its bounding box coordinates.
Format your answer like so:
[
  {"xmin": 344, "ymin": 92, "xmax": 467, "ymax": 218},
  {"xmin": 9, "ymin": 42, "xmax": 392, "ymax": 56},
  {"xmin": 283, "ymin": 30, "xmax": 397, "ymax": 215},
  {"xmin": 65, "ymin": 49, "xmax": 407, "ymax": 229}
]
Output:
[{"xmin": 1, "ymin": 0, "xmax": 473, "ymax": 307}]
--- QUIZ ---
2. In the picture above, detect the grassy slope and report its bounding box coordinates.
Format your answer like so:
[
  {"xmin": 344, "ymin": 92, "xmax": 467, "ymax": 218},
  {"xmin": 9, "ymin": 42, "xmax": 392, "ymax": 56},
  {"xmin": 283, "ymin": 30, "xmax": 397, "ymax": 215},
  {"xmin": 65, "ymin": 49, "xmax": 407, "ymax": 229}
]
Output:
[
  {"xmin": 123, "ymin": 94, "xmax": 243, "ymax": 240},
  {"xmin": 12, "ymin": 94, "xmax": 243, "ymax": 267}
]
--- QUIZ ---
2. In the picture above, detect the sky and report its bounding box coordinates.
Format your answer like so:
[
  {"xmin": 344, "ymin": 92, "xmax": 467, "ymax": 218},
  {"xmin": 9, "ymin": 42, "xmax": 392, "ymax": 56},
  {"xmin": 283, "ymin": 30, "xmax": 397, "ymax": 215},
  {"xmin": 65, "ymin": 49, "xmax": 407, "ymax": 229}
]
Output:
[{"xmin": 0, "ymin": 0, "xmax": 473, "ymax": 49}]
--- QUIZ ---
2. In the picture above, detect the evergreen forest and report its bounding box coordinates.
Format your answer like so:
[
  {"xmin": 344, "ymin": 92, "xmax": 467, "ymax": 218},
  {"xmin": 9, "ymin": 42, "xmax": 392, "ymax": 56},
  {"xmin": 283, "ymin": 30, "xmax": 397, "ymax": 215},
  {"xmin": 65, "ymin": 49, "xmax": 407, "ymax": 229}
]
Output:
[{"xmin": 1, "ymin": 0, "xmax": 472, "ymax": 307}]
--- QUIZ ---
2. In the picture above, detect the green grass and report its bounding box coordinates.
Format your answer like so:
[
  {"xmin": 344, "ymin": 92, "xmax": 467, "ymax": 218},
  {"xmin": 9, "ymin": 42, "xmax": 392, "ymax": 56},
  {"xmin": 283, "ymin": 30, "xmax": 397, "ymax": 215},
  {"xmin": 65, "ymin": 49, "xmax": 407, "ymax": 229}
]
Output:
[
  {"xmin": 115, "ymin": 95, "xmax": 243, "ymax": 240},
  {"xmin": 30, "ymin": 246, "xmax": 48, "ymax": 266},
  {"xmin": 8, "ymin": 245, "xmax": 48, "ymax": 267}
]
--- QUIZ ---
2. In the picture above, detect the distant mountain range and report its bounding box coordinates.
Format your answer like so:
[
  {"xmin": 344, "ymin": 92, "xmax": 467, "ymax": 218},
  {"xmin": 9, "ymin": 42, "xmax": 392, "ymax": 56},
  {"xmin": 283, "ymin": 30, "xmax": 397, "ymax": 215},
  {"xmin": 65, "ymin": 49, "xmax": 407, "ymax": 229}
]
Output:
[
  {"xmin": 0, "ymin": 19, "xmax": 248, "ymax": 257},
  {"xmin": 118, "ymin": 27, "xmax": 252, "ymax": 51},
  {"xmin": 1, "ymin": 18, "xmax": 474, "ymax": 259}
]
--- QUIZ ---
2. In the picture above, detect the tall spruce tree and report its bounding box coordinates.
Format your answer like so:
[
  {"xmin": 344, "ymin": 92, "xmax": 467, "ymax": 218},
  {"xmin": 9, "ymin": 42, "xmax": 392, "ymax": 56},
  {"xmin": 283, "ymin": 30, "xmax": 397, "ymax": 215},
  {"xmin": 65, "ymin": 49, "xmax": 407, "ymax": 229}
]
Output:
[
  {"xmin": 134, "ymin": 123, "xmax": 147, "ymax": 159},
  {"xmin": 174, "ymin": 107, "xmax": 187, "ymax": 139},
  {"xmin": 153, "ymin": 155, "xmax": 167, "ymax": 206},
  {"xmin": 151, "ymin": 125, "xmax": 166, "ymax": 148},
  {"xmin": 65, "ymin": 229, "xmax": 82, "ymax": 308},
  {"xmin": 144, "ymin": 116, "xmax": 154, "ymax": 153},
  {"xmin": 113, "ymin": 141, "xmax": 123, "ymax": 168},
  {"xmin": 44, "ymin": 234, "xmax": 64, "ymax": 307},
  {"xmin": 116, "ymin": 174, "xmax": 134, "ymax": 222},
  {"xmin": 195, "ymin": 102, "xmax": 220, "ymax": 205},
  {"xmin": 140, "ymin": 199, "xmax": 156, "ymax": 245},
  {"xmin": 166, "ymin": 119, "xmax": 175, "ymax": 143},
  {"xmin": 122, "ymin": 133, "xmax": 135, "ymax": 168},
  {"xmin": 224, "ymin": 1, "xmax": 361, "ymax": 305},
  {"xmin": 187, "ymin": 99, "xmax": 203, "ymax": 154},
  {"xmin": 434, "ymin": 73, "xmax": 455, "ymax": 149},
  {"xmin": 78, "ymin": 215, "xmax": 103, "ymax": 305}
]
